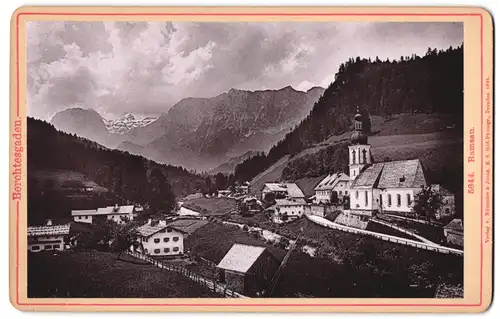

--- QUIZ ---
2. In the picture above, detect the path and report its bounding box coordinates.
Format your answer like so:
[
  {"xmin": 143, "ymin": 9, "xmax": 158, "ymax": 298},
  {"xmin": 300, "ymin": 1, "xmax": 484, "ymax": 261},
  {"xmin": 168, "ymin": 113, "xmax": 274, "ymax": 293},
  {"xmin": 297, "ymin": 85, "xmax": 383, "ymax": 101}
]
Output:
[
  {"xmin": 369, "ymin": 218, "xmax": 437, "ymax": 245},
  {"xmin": 306, "ymin": 215, "xmax": 463, "ymax": 256}
]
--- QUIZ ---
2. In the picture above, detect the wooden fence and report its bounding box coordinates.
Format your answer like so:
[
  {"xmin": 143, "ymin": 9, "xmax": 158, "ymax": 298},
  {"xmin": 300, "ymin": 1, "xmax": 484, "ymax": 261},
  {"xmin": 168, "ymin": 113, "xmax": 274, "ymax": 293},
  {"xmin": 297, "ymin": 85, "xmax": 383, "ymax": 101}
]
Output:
[
  {"xmin": 127, "ymin": 252, "xmax": 248, "ymax": 298},
  {"xmin": 306, "ymin": 215, "xmax": 463, "ymax": 256}
]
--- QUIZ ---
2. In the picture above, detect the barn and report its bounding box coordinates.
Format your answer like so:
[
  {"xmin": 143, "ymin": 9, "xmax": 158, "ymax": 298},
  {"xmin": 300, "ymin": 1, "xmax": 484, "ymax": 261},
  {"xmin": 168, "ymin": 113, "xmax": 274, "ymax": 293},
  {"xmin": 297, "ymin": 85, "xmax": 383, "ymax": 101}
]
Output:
[{"xmin": 216, "ymin": 243, "xmax": 280, "ymax": 296}]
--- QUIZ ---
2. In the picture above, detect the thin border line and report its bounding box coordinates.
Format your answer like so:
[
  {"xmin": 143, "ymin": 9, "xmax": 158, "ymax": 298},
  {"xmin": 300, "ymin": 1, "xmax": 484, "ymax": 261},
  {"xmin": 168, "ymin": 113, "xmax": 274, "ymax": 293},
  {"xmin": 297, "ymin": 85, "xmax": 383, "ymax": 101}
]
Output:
[{"xmin": 15, "ymin": 11, "xmax": 485, "ymax": 308}]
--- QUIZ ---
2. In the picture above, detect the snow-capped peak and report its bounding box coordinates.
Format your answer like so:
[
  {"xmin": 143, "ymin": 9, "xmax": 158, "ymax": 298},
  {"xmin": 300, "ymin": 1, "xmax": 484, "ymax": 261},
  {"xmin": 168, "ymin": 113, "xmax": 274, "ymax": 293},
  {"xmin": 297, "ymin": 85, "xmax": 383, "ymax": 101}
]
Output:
[{"xmin": 103, "ymin": 113, "xmax": 157, "ymax": 135}]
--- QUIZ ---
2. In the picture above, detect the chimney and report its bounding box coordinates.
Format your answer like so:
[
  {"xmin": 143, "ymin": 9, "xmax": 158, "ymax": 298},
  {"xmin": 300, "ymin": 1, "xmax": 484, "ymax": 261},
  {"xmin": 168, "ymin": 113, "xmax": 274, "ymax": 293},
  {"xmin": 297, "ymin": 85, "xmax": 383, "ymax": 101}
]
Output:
[
  {"xmin": 147, "ymin": 218, "xmax": 152, "ymax": 225},
  {"xmin": 46, "ymin": 219, "xmax": 52, "ymax": 226},
  {"xmin": 158, "ymin": 220, "xmax": 167, "ymax": 227}
]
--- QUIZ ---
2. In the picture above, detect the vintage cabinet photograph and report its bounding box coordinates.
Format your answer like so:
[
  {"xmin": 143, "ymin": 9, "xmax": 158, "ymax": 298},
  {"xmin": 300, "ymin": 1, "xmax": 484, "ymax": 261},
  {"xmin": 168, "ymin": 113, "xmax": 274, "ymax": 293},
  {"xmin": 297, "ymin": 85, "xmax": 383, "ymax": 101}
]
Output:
[{"xmin": 9, "ymin": 6, "xmax": 493, "ymax": 313}]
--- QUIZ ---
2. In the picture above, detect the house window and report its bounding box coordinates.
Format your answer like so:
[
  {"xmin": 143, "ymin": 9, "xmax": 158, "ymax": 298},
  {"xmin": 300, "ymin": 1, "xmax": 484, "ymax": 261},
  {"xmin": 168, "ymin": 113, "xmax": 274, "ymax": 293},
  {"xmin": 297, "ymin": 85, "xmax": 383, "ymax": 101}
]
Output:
[
  {"xmin": 173, "ymin": 247, "xmax": 179, "ymax": 252},
  {"xmin": 407, "ymin": 194, "xmax": 411, "ymax": 206},
  {"xmin": 154, "ymin": 249, "xmax": 160, "ymax": 254},
  {"xmin": 163, "ymin": 237, "xmax": 170, "ymax": 242},
  {"xmin": 45, "ymin": 245, "xmax": 52, "ymax": 250},
  {"xmin": 397, "ymin": 194, "xmax": 401, "ymax": 206},
  {"xmin": 53, "ymin": 244, "xmax": 60, "ymax": 249},
  {"xmin": 173, "ymin": 237, "xmax": 179, "ymax": 242},
  {"xmin": 31, "ymin": 245, "xmax": 40, "ymax": 251},
  {"xmin": 144, "ymin": 238, "xmax": 148, "ymax": 243},
  {"xmin": 388, "ymin": 194, "xmax": 392, "ymax": 206},
  {"xmin": 345, "ymin": 191, "xmax": 348, "ymax": 195},
  {"xmin": 154, "ymin": 238, "xmax": 160, "ymax": 244},
  {"xmin": 355, "ymin": 191, "xmax": 359, "ymax": 199},
  {"xmin": 164, "ymin": 248, "xmax": 170, "ymax": 253},
  {"xmin": 144, "ymin": 249, "xmax": 148, "ymax": 254},
  {"xmin": 445, "ymin": 208, "xmax": 451, "ymax": 215},
  {"xmin": 85, "ymin": 216, "xmax": 89, "ymax": 219},
  {"xmin": 365, "ymin": 191, "xmax": 368, "ymax": 206}
]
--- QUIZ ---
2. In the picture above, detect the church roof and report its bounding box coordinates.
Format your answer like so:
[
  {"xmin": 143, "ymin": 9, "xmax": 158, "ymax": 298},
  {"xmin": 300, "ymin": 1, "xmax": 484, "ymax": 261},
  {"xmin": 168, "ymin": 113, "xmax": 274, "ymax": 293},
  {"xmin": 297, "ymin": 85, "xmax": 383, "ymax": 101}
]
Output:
[
  {"xmin": 351, "ymin": 163, "xmax": 385, "ymax": 188},
  {"xmin": 351, "ymin": 159, "xmax": 427, "ymax": 189},
  {"xmin": 377, "ymin": 159, "xmax": 427, "ymax": 189}
]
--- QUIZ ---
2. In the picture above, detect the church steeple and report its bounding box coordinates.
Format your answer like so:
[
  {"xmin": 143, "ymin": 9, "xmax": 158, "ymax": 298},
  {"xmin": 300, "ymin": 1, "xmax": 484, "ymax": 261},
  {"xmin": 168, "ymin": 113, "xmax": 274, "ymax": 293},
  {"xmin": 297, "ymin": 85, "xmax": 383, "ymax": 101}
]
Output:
[
  {"xmin": 348, "ymin": 106, "xmax": 371, "ymax": 180},
  {"xmin": 350, "ymin": 106, "xmax": 368, "ymax": 145}
]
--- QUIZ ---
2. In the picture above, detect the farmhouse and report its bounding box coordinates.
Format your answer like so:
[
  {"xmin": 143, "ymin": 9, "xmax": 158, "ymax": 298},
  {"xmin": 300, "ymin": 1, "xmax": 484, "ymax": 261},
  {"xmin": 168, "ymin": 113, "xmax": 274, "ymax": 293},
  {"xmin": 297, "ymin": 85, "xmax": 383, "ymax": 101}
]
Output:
[
  {"xmin": 346, "ymin": 108, "xmax": 454, "ymax": 219},
  {"xmin": 27, "ymin": 220, "xmax": 70, "ymax": 252},
  {"xmin": 443, "ymin": 219, "xmax": 463, "ymax": 247},
  {"xmin": 136, "ymin": 219, "xmax": 208, "ymax": 257},
  {"xmin": 71, "ymin": 204, "xmax": 135, "ymax": 224},
  {"xmin": 432, "ymin": 185, "xmax": 456, "ymax": 220},
  {"xmin": 261, "ymin": 183, "xmax": 305, "ymax": 201},
  {"xmin": 267, "ymin": 198, "xmax": 307, "ymax": 223},
  {"xmin": 314, "ymin": 172, "xmax": 351, "ymax": 203},
  {"xmin": 217, "ymin": 243, "xmax": 280, "ymax": 296}
]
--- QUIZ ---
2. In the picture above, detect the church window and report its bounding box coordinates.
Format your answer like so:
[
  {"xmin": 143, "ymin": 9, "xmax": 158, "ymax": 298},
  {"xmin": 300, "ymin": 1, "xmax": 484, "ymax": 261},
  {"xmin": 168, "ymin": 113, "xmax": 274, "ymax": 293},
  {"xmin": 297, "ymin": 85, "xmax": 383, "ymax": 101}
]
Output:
[
  {"xmin": 388, "ymin": 194, "xmax": 392, "ymax": 206},
  {"xmin": 352, "ymin": 150, "xmax": 356, "ymax": 164},
  {"xmin": 407, "ymin": 194, "xmax": 411, "ymax": 206},
  {"xmin": 355, "ymin": 191, "xmax": 359, "ymax": 199},
  {"xmin": 362, "ymin": 149, "xmax": 367, "ymax": 163},
  {"xmin": 397, "ymin": 194, "xmax": 401, "ymax": 206},
  {"xmin": 364, "ymin": 191, "xmax": 368, "ymax": 206}
]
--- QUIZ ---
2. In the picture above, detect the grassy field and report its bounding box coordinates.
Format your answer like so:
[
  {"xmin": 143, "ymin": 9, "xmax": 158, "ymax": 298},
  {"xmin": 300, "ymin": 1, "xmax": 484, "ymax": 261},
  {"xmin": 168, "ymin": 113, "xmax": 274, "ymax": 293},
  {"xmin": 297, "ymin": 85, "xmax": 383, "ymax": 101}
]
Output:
[
  {"xmin": 182, "ymin": 197, "xmax": 238, "ymax": 216},
  {"xmin": 186, "ymin": 219, "xmax": 463, "ymax": 298},
  {"xmin": 29, "ymin": 168, "xmax": 107, "ymax": 192},
  {"xmin": 28, "ymin": 251, "xmax": 220, "ymax": 298}
]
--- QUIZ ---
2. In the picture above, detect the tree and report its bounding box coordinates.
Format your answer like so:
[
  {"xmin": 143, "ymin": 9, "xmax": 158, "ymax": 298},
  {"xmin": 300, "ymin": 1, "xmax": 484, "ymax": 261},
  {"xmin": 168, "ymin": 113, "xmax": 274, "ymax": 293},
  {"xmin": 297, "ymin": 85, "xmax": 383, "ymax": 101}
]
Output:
[
  {"xmin": 110, "ymin": 221, "xmax": 140, "ymax": 259},
  {"xmin": 215, "ymin": 172, "xmax": 227, "ymax": 190},
  {"xmin": 263, "ymin": 192, "xmax": 276, "ymax": 205},
  {"xmin": 148, "ymin": 168, "xmax": 176, "ymax": 215},
  {"xmin": 330, "ymin": 191, "xmax": 339, "ymax": 204},
  {"xmin": 412, "ymin": 186, "xmax": 444, "ymax": 221}
]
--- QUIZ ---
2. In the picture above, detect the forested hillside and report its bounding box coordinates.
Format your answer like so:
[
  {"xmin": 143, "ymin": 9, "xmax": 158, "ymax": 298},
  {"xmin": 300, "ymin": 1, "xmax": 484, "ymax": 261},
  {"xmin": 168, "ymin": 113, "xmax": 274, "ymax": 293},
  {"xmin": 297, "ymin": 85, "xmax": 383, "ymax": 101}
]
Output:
[
  {"xmin": 28, "ymin": 118, "xmax": 211, "ymax": 223},
  {"xmin": 235, "ymin": 45, "xmax": 463, "ymax": 182}
]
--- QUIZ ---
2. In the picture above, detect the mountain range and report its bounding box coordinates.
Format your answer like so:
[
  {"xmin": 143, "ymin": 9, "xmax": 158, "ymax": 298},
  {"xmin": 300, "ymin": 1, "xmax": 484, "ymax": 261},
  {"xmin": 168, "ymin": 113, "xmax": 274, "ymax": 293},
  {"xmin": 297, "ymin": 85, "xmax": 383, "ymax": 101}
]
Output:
[{"xmin": 50, "ymin": 86, "xmax": 325, "ymax": 171}]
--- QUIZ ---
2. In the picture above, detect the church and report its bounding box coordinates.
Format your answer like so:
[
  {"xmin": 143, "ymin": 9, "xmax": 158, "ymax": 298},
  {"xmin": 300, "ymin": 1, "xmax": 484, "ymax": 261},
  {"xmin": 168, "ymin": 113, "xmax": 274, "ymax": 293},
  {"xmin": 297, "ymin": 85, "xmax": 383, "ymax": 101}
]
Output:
[{"xmin": 346, "ymin": 108, "xmax": 454, "ymax": 220}]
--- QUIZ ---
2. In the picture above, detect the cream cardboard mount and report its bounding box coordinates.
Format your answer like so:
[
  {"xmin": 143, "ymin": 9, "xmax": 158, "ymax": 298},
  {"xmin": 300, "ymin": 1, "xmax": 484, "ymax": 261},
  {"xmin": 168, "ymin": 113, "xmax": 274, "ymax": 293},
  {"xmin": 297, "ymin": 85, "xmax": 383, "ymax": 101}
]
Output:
[{"xmin": 9, "ymin": 6, "xmax": 493, "ymax": 313}]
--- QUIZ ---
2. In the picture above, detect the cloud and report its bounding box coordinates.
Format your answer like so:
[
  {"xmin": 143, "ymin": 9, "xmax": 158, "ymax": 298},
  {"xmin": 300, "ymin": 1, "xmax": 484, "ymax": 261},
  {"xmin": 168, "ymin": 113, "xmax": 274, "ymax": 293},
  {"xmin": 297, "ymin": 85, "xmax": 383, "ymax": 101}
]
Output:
[{"xmin": 27, "ymin": 21, "xmax": 463, "ymax": 120}]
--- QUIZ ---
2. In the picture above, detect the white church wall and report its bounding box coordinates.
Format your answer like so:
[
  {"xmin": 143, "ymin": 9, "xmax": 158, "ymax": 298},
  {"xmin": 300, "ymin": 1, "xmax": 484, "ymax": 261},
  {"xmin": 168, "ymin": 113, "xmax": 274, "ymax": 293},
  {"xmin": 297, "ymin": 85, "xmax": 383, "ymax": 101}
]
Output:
[
  {"xmin": 350, "ymin": 188, "xmax": 374, "ymax": 210},
  {"xmin": 379, "ymin": 188, "xmax": 418, "ymax": 213}
]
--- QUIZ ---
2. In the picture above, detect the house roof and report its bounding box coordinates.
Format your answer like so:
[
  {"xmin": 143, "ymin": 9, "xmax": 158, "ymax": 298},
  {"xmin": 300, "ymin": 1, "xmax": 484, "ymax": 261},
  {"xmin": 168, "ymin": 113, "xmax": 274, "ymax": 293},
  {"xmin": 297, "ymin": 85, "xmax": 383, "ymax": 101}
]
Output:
[
  {"xmin": 351, "ymin": 159, "xmax": 427, "ymax": 189},
  {"xmin": 314, "ymin": 172, "xmax": 350, "ymax": 191},
  {"xmin": 217, "ymin": 243, "xmax": 266, "ymax": 274},
  {"xmin": 275, "ymin": 198, "xmax": 307, "ymax": 206},
  {"xmin": 136, "ymin": 224, "xmax": 168, "ymax": 237},
  {"xmin": 28, "ymin": 224, "xmax": 70, "ymax": 237},
  {"xmin": 444, "ymin": 219, "xmax": 463, "ymax": 232},
  {"xmin": 71, "ymin": 209, "xmax": 100, "ymax": 216},
  {"xmin": 167, "ymin": 219, "xmax": 208, "ymax": 235},
  {"xmin": 97, "ymin": 205, "xmax": 134, "ymax": 215},
  {"xmin": 263, "ymin": 183, "xmax": 305, "ymax": 198}
]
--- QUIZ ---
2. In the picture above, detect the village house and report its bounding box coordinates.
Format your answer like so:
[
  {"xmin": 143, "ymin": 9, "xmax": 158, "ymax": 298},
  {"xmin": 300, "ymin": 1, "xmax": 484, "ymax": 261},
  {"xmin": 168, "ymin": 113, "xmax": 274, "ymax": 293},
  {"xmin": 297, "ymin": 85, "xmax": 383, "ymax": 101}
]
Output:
[
  {"xmin": 261, "ymin": 183, "xmax": 305, "ymax": 201},
  {"xmin": 136, "ymin": 219, "xmax": 208, "ymax": 257},
  {"xmin": 267, "ymin": 198, "xmax": 307, "ymax": 223},
  {"xmin": 313, "ymin": 172, "xmax": 351, "ymax": 203},
  {"xmin": 27, "ymin": 220, "xmax": 70, "ymax": 252},
  {"xmin": 217, "ymin": 243, "xmax": 280, "ymax": 296},
  {"xmin": 345, "ymin": 108, "xmax": 454, "ymax": 220},
  {"xmin": 443, "ymin": 219, "xmax": 463, "ymax": 247},
  {"xmin": 432, "ymin": 185, "xmax": 456, "ymax": 220},
  {"xmin": 71, "ymin": 204, "xmax": 135, "ymax": 225}
]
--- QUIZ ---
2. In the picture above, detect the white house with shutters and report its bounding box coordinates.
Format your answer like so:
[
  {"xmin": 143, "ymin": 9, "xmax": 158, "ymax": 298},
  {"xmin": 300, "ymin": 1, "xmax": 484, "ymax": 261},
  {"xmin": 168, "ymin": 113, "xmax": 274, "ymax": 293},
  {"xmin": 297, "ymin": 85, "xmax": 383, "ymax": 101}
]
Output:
[
  {"xmin": 71, "ymin": 204, "xmax": 135, "ymax": 224},
  {"xmin": 136, "ymin": 218, "xmax": 207, "ymax": 257},
  {"xmin": 27, "ymin": 220, "xmax": 70, "ymax": 252},
  {"xmin": 314, "ymin": 172, "xmax": 351, "ymax": 203}
]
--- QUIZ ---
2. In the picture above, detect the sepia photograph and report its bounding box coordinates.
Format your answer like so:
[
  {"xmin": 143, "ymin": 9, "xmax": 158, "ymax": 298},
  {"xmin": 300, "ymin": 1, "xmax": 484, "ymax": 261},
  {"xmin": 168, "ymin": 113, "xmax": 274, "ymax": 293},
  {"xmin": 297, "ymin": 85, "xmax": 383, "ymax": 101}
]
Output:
[{"xmin": 24, "ymin": 17, "xmax": 467, "ymax": 300}]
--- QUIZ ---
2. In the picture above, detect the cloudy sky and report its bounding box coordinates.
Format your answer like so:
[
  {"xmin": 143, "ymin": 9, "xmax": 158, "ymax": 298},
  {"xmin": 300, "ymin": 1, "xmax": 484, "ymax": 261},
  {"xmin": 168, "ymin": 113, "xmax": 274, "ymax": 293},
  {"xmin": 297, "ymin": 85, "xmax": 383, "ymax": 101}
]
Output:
[{"xmin": 27, "ymin": 21, "xmax": 463, "ymax": 120}]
